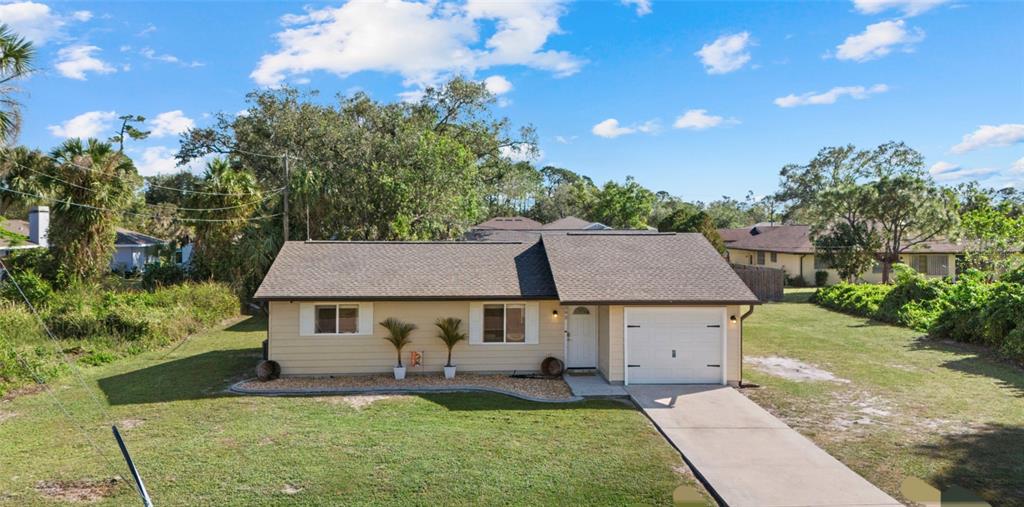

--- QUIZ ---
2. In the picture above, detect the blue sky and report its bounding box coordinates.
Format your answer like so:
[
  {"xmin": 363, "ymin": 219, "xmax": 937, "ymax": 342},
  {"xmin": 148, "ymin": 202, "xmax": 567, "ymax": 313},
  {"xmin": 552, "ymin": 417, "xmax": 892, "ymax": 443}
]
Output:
[{"xmin": 2, "ymin": 0, "xmax": 1022, "ymax": 201}]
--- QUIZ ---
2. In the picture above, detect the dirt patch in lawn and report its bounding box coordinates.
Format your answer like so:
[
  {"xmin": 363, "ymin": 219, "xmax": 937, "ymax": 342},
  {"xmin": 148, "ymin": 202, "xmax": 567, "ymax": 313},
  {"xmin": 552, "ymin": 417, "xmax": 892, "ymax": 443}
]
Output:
[
  {"xmin": 281, "ymin": 484, "xmax": 303, "ymax": 495},
  {"xmin": 118, "ymin": 418, "xmax": 145, "ymax": 430},
  {"xmin": 747, "ymin": 356, "xmax": 850, "ymax": 383},
  {"xmin": 313, "ymin": 394, "xmax": 412, "ymax": 409},
  {"xmin": 237, "ymin": 373, "xmax": 575, "ymax": 401},
  {"xmin": 0, "ymin": 410, "xmax": 16, "ymax": 423},
  {"xmin": 35, "ymin": 478, "xmax": 121, "ymax": 503}
]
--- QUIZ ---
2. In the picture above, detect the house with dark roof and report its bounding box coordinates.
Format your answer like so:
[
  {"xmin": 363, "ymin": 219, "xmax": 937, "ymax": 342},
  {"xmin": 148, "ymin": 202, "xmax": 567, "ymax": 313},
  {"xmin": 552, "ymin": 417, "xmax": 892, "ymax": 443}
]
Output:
[
  {"xmin": 254, "ymin": 232, "xmax": 758, "ymax": 385},
  {"xmin": 1, "ymin": 206, "xmax": 170, "ymax": 273},
  {"xmin": 719, "ymin": 224, "xmax": 964, "ymax": 285},
  {"xmin": 464, "ymin": 215, "xmax": 613, "ymax": 241}
]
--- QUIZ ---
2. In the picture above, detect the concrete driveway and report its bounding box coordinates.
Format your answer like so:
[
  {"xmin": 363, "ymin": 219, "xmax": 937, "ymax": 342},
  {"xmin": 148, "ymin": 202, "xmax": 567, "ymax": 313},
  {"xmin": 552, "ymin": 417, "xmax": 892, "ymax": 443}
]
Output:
[{"xmin": 626, "ymin": 385, "xmax": 902, "ymax": 507}]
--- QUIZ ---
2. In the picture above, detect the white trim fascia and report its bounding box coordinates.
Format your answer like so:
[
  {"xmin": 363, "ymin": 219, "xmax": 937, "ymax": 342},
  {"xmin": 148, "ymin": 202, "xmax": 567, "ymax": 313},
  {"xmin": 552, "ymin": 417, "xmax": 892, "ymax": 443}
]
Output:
[{"xmin": 623, "ymin": 307, "xmax": 629, "ymax": 386}]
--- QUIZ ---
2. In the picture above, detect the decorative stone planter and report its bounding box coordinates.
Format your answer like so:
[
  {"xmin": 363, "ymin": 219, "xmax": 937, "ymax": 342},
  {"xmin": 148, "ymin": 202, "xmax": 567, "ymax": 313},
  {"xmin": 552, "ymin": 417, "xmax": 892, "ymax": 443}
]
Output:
[
  {"xmin": 443, "ymin": 365, "xmax": 457, "ymax": 379},
  {"xmin": 393, "ymin": 366, "xmax": 406, "ymax": 380}
]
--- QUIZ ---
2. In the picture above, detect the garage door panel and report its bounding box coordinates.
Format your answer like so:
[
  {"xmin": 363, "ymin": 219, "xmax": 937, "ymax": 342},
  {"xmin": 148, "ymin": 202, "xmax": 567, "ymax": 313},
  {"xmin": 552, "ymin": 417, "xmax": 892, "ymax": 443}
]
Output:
[{"xmin": 626, "ymin": 307, "xmax": 724, "ymax": 384}]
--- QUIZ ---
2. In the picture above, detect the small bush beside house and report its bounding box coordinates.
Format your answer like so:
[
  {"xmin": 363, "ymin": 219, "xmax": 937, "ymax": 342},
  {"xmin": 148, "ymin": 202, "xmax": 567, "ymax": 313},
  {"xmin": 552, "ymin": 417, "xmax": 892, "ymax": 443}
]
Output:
[{"xmin": 812, "ymin": 265, "xmax": 1024, "ymax": 363}]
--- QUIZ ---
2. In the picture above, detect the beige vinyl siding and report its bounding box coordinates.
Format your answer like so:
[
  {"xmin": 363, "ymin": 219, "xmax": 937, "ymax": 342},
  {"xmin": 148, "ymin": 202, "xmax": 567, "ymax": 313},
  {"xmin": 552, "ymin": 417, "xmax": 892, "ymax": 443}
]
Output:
[
  {"xmin": 726, "ymin": 305, "xmax": 742, "ymax": 384},
  {"xmin": 269, "ymin": 300, "xmax": 564, "ymax": 376},
  {"xmin": 597, "ymin": 305, "xmax": 610, "ymax": 379},
  {"xmin": 728, "ymin": 247, "xmax": 957, "ymax": 285},
  {"xmin": 604, "ymin": 306, "xmax": 625, "ymax": 382}
]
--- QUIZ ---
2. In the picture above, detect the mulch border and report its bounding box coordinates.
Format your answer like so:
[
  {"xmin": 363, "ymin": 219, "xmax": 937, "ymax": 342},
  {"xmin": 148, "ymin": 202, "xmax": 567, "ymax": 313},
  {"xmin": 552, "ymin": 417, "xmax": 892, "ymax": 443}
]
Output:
[{"xmin": 228, "ymin": 378, "xmax": 584, "ymax": 403}]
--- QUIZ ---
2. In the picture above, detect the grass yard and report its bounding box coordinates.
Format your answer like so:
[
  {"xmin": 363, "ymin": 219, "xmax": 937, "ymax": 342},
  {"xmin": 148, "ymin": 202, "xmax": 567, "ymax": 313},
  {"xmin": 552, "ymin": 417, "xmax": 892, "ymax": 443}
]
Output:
[
  {"xmin": 743, "ymin": 289, "xmax": 1024, "ymax": 506},
  {"xmin": 0, "ymin": 316, "xmax": 706, "ymax": 506}
]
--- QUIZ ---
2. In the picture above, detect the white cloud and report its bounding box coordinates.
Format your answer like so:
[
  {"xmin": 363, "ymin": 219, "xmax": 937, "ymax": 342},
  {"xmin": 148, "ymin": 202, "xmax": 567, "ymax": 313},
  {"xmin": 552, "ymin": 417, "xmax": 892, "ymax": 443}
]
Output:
[
  {"xmin": 835, "ymin": 20, "xmax": 924, "ymax": 62},
  {"xmin": 774, "ymin": 84, "xmax": 888, "ymax": 107},
  {"xmin": 852, "ymin": 0, "xmax": 948, "ymax": 17},
  {"xmin": 71, "ymin": 10, "xmax": 92, "ymax": 22},
  {"xmin": 554, "ymin": 135, "xmax": 577, "ymax": 145},
  {"xmin": 55, "ymin": 45, "xmax": 116, "ymax": 80},
  {"xmin": 137, "ymin": 24, "xmax": 157, "ymax": 36},
  {"xmin": 928, "ymin": 161, "xmax": 998, "ymax": 182},
  {"xmin": 0, "ymin": 2, "xmax": 63, "ymax": 45},
  {"xmin": 140, "ymin": 47, "xmax": 203, "ymax": 68},
  {"xmin": 951, "ymin": 124, "xmax": 1024, "ymax": 154},
  {"xmin": 251, "ymin": 0, "xmax": 582, "ymax": 90},
  {"xmin": 500, "ymin": 144, "xmax": 541, "ymax": 162},
  {"xmin": 133, "ymin": 147, "xmax": 213, "ymax": 177},
  {"xmin": 483, "ymin": 75, "xmax": 513, "ymax": 95},
  {"xmin": 148, "ymin": 110, "xmax": 195, "ymax": 138},
  {"xmin": 673, "ymin": 109, "xmax": 734, "ymax": 130},
  {"xmin": 695, "ymin": 32, "xmax": 752, "ymax": 75},
  {"xmin": 621, "ymin": 0, "xmax": 652, "ymax": 16},
  {"xmin": 47, "ymin": 110, "xmax": 117, "ymax": 139},
  {"xmin": 591, "ymin": 118, "xmax": 658, "ymax": 138},
  {"xmin": 1011, "ymin": 157, "xmax": 1024, "ymax": 174},
  {"xmin": 135, "ymin": 146, "xmax": 179, "ymax": 176}
]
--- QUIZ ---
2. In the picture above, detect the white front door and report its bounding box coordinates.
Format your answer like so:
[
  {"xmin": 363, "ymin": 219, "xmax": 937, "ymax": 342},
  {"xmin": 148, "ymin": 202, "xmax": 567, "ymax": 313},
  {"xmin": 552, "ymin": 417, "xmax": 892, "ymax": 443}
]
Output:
[
  {"xmin": 567, "ymin": 306, "xmax": 597, "ymax": 368},
  {"xmin": 625, "ymin": 307, "xmax": 725, "ymax": 384}
]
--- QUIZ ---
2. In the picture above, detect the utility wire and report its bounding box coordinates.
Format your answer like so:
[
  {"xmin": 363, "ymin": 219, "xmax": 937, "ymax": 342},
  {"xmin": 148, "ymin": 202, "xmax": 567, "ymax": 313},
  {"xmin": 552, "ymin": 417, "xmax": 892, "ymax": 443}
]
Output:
[
  {"xmin": 0, "ymin": 186, "xmax": 283, "ymax": 223},
  {"xmin": 1, "ymin": 153, "xmax": 268, "ymax": 197},
  {"xmin": 0, "ymin": 257, "xmax": 123, "ymax": 478},
  {"xmin": 12, "ymin": 159, "xmax": 286, "ymax": 212}
]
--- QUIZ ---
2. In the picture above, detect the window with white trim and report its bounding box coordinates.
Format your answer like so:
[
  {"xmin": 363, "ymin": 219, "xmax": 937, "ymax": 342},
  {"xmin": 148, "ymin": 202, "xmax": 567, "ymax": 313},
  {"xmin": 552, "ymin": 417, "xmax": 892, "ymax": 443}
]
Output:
[
  {"xmin": 483, "ymin": 303, "xmax": 526, "ymax": 343},
  {"xmin": 314, "ymin": 304, "xmax": 359, "ymax": 335}
]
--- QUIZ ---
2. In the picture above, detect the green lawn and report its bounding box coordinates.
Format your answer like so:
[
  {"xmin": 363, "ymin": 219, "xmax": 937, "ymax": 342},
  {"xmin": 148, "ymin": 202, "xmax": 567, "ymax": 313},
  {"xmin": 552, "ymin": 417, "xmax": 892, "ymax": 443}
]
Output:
[
  {"xmin": 0, "ymin": 316, "xmax": 706, "ymax": 506},
  {"xmin": 743, "ymin": 290, "xmax": 1024, "ymax": 506}
]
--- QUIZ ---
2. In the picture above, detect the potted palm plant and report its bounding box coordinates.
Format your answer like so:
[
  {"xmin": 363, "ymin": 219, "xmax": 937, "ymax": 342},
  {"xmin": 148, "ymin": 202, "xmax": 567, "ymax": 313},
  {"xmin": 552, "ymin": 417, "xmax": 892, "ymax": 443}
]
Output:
[
  {"xmin": 435, "ymin": 317, "xmax": 466, "ymax": 379},
  {"xmin": 379, "ymin": 317, "xmax": 417, "ymax": 380}
]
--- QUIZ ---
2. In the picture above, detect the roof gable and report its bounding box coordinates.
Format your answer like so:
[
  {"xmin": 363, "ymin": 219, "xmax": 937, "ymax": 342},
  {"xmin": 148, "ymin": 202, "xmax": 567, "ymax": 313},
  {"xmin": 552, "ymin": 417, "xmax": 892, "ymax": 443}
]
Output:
[
  {"xmin": 541, "ymin": 232, "xmax": 758, "ymax": 304},
  {"xmin": 253, "ymin": 240, "xmax": 557, "ymax": 300}
]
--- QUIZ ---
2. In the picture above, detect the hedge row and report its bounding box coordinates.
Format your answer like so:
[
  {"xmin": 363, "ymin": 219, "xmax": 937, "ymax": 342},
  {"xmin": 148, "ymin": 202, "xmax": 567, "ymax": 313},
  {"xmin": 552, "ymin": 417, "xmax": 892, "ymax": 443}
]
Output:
[
  {"xmin": 0, "ymin": 278, "xmax": 239, "ymax": 396},
  {"xmin": 812, "ymin": 265, "xmax": 1024, "ymax": 362}
]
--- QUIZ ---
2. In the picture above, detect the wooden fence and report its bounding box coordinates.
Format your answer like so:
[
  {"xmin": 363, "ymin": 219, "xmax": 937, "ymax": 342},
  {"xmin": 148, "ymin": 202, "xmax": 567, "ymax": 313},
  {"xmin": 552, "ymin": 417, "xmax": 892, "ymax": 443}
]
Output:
[{"xmin": 730, "ymin": 263, "xmax": 784, "ymax": 302}]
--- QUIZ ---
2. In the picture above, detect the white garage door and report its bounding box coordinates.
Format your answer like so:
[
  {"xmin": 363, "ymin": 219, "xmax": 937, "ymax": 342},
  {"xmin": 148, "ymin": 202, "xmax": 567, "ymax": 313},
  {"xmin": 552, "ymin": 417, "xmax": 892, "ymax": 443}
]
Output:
[{"xmin": 626, "ymin": 307, "xmax": 725, "ymax": 384}]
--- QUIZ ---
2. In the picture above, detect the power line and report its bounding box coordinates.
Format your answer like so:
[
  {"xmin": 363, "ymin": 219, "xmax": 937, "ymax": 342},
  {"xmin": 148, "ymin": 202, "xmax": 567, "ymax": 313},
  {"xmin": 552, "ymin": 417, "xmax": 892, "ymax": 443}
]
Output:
[
  {"xmin": 0, "ymin": 257, "xmax": 124, "ymax": 479},
  {"xmin": 12, "ymin": 159, "xmax": 286, "ymax": 211},
  {"xmin": 1, "ymin": 153, "xmax": 269, "ymax": 197},
  {"xmin": 0, "ymin": 186, "xmax": 284, "ymax": 223}
]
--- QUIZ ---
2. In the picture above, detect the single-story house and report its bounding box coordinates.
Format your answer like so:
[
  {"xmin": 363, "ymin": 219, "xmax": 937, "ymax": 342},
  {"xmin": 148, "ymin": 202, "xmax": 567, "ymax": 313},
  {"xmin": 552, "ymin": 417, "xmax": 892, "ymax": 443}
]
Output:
[
  {"xmin": 464, "ymin": 215, "xmax": 611, "ymax": 241},
  {"xmin": 1, "ymin": 206, "xmax": 172, "ymax": 272},
  {"xmin": 253, "ymin": 233, "xmax": 759, "ymax": 385},
  {"xmin": 719, "ymin": 224, "xmax": 964, "ymax": 285}
]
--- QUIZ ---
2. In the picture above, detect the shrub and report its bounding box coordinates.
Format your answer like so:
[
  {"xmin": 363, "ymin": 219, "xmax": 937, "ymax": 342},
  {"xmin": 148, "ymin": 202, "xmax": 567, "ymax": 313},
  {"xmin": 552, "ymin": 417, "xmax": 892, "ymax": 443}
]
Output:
[
  {"xmin": 929, "ymin": 271, "xmax": 992, "ymax": 343},
  {"xmin": 142, "ymin": 261, "xmax": 189, "ymax": 291},
  {"xmin": 981, "ymin": 282, "xmax": 1024, "ymax": 360},
  {"xmin": 785, "ymin": 275, "xmax": 807, "ymax": 287},
  {"xmin": 813, "ymin": 283, "xmax": 892, "ymax": 317},
  {"xmin": 0, "ymin": 269, "xmax": 53, "ymax": 307},
  {"xmin": 815, "ymin": 270, "xmax": 829, "ymax": 287},
  {"xmin": 875, "ymin": 264, "xmax": 947, "ymax": 326},
  {"xmin": 256, "ymin": 360, "xmax": 280, "ymax": 381}
]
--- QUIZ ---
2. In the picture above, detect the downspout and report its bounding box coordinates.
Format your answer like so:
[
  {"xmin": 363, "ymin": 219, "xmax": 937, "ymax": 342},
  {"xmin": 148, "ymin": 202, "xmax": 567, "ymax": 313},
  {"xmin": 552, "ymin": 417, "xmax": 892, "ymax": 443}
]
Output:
[
  {"xmin": 798, "ymin": 254, "xmax": 807, "ymax": 282},
  {"xmin": 739, "ymin": 305, "xmax": 755, "ymax": 387}
]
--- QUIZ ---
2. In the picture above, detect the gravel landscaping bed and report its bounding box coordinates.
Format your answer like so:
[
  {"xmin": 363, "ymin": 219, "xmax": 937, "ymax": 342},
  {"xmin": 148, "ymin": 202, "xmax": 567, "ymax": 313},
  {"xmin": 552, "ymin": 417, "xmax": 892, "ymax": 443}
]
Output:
[{"xmin": 232, "ymin": 372, "xmax": 579, "ymax": 402}]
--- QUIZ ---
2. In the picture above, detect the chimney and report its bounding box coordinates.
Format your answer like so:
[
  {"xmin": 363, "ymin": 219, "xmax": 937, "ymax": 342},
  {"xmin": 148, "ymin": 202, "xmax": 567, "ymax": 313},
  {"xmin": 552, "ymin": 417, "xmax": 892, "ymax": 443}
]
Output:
[{"xmin": 28, "ymin": 206, "xmax": 49, "ymax": 248}]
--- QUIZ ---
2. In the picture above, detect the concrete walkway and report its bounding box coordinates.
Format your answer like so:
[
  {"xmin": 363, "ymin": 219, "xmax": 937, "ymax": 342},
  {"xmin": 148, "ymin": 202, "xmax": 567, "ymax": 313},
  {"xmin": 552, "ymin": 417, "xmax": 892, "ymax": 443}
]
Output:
[
  {"xmin": 626, "ymin": 385, "xmax": 902, "ymax": 507},
  {"xmin": 563, "ymin": 373, "xmax": 627, "ymax": 397}
]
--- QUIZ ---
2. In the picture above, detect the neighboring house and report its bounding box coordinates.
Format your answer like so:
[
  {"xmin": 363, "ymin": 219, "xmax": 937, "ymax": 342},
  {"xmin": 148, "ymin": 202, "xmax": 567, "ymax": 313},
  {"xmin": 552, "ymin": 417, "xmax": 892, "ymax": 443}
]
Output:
[
  {"xmin": 465, "ymin": 215, "xmax": 613, "ymax": 241},
  {"xmin": 0, "ymin": 206, "xmax": 172, "ymax": 273},
  {"xmin": 719, "ymin": 224, "xmax": 963, "ymax": 285},
  {"xmin": 254, "ymin": 233, "xmax": 759, "ymax": 385}
]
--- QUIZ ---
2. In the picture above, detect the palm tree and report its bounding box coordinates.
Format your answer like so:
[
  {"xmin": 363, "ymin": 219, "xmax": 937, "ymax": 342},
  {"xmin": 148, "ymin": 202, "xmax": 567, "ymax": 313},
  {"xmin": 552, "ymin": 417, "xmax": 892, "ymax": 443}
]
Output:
[
  {"xmin": 434, "ymin": 317, "xmax": 466, "ymax": 368},
  {"xmin": 0, "ymin": 24, "xmax": 35, "ymax": 147},
  {"xmin": 379, "ymin": 317, "xmax": 417, "ymax": 367},
  {"xmin": 48, "ymin": 138, "xmax": 140, "ymax": 281}
]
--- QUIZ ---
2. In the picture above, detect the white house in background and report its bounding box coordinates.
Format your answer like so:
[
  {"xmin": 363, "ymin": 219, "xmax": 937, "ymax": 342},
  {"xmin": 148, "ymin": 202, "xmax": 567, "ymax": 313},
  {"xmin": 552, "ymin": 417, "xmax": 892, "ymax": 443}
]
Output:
[{"xmin": 0, "ymin": 206, "xmax": 175, "ymax": 272}]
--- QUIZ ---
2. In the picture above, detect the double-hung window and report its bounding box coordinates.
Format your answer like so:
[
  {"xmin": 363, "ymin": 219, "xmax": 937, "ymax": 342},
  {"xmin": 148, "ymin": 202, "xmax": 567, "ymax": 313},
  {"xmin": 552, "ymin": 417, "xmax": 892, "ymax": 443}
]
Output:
[
  {"xmin": 482, "ymin": 303, "xmax": 526, "ymax": 343},
  {"xmin": 756, "ymin": 251, "xmax": 766, "ymax": 265},
  {"xmin": 314, "ymin": 304, "xmax": 359, "ymax": 335}
]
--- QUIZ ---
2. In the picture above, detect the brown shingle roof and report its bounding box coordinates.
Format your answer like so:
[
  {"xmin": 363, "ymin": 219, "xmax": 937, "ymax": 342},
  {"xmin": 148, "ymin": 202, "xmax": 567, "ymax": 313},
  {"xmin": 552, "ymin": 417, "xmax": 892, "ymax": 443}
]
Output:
[
  {"xmin": 541, "ymin": 232, "xmax": 759, "ymax": 305},
  {"xmin": 253, "ymin": 240, "xmax": 557, "ymax": 300},
  {"xmin": 720, "ymin": 225, "xmax": 966, "ymax": 254},
  {"xmin": 473, "ymin": 216, "xmax": 544, "ymax": 230},
  {"xmin": 542, "ymin": 216, "xmax": 600, "ymax": 230}
]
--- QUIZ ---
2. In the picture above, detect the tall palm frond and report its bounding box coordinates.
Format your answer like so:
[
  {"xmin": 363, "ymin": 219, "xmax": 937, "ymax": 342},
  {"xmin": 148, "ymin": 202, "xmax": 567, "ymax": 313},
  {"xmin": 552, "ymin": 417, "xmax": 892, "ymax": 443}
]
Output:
[
  {"xmin": 379, "ymin": 317, "xmax": 417, "ymax": 367},
  {"xmin": 434, "ymin": 317, "xmax": 465, "ymax": 367},
  {"xmin": 0, "ymin": 24, "xmax": 35, "ymax": 147}
]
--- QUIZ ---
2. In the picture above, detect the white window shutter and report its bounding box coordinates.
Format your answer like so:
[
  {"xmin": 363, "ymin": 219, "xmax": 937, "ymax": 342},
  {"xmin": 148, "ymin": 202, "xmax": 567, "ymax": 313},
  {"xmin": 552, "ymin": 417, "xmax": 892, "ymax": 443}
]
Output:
[
  {"xmin": 468, "ymin": 302, "xmax": 483, "ymax": 344},
  {"xmin": 299, "ymin": 303, "xmax": 315, "ymax": 336},
  {"xmin": 525, "ymin": 302, "xmax": 539, "ymax": 344},
  {"xmin": 358, "ymin": 302, "xmax": 374, "ymax": 335}
]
